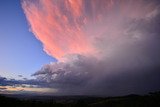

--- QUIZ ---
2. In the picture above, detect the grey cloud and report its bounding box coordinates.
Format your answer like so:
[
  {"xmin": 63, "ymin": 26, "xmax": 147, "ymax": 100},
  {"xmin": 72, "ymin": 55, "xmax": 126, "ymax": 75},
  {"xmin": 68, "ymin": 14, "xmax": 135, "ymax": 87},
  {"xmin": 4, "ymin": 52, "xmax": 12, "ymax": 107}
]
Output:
[
  {"xmin": 0, "ymin": 75, "xmax": 47, "ymax": 88},
  {"xmin": 0, "ymin": 87, "xmax": 7, "ymax": 90},
  {"xmin": 18, "ymin": 75, "xmax": 23, "ymax": 77},
  {"xmin": 33, "ymin": 55, "xmax": 97, "ymax": 87},
  {"xmin": 32, "ymin": 3, "xmax": 160, "ymax": 96}
]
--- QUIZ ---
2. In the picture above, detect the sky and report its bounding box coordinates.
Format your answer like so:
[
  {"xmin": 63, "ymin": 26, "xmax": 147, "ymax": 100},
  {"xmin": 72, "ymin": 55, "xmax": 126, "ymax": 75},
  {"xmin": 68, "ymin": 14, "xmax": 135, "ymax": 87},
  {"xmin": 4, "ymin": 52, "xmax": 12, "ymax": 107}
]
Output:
[
  {"xmin": 0, "ymin": 0, "xmax": 160, "ymax": 96},
  {"xmin": 0, "ymin": 0, "xmax": 56, "ymax": 79}
]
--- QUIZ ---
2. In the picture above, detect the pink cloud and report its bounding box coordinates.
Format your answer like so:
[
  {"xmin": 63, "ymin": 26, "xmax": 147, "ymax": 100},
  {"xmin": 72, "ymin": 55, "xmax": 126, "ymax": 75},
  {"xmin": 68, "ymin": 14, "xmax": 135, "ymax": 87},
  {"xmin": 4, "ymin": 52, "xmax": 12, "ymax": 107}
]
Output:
[
  {"xmin": 22, "ymin": 0, "xmax": 94, "ymax": 59},
  {"xmin": 22, "ymin": 0, "xmax": 157, "ymax": 60}
]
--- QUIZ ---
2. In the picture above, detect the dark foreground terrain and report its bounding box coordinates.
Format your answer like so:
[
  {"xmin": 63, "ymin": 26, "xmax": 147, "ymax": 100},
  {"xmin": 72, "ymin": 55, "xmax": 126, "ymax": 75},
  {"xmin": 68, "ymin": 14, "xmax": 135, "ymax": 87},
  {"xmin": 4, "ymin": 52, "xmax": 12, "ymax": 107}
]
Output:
[{"xmin": 0, "ymin": 92, "xmax": 160, "ymax": 107}]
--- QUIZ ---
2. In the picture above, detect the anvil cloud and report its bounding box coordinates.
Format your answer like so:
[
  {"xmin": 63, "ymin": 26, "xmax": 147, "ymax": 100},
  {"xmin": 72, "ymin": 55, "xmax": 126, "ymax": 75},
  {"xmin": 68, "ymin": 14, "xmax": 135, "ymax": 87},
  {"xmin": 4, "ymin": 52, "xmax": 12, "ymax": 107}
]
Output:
[{"xmin": 22, "ymin": 0, "xmax": 160, "ymax": 95}]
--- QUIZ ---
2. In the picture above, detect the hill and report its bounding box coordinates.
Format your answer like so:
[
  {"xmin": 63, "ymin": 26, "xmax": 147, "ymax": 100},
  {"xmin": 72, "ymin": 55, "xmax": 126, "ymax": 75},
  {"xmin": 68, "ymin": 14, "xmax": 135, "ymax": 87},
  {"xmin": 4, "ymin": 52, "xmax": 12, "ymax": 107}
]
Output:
[{"xmin": 0, "ymin": 92, "xmax": 160, "ymax": 107}]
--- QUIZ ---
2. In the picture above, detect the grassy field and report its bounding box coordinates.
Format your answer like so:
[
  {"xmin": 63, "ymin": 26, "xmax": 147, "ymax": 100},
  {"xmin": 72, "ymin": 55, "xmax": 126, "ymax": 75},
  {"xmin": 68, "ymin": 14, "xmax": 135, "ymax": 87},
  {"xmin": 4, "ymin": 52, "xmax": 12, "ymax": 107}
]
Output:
[{"xmin": 0, "ymin": 92, "xmax": 160, "ymax": 107}]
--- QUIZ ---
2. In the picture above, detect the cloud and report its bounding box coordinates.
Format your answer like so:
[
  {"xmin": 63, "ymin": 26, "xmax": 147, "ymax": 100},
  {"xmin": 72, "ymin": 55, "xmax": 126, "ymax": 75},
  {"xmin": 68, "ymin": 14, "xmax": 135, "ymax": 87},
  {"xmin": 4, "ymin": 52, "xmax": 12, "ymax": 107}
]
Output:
[
  {"xmin": 22, "ymin": 0, "xmax": 95, "ymax": 59},
  {"xmin": 0, "ymin": 75, "xmax": 57, "ymax": 94},
  {"xmin": 33, "ymin": 54, "xmax": 97, "ymax": 87},
  {"xmin": 0, "ymin": 87, "xmax": 7, "ymax": 90},
  {"xmin": 22, "ymin": 0, "xmax": 160, "ymax": 95},
  {"xmin": 18, "ymin": 75, "xmax": 23, "ymax": 77}
]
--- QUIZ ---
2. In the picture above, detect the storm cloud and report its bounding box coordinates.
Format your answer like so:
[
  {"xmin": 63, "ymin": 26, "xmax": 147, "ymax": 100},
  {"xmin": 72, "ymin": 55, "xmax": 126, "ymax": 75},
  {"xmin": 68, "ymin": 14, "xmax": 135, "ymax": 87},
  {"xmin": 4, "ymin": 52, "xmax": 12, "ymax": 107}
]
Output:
[{"xmin": 22, "ymin": 0, "xmax": 160, "ymax": 96}]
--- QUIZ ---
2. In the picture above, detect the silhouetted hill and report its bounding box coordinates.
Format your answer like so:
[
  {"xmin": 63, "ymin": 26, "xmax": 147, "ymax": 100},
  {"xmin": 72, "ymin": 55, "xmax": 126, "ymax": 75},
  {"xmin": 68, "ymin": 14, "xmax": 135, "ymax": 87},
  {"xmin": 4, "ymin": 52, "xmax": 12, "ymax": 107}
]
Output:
[{"xmin": 0, "ymin": 92, "xmax": 160, "ymax": 107}]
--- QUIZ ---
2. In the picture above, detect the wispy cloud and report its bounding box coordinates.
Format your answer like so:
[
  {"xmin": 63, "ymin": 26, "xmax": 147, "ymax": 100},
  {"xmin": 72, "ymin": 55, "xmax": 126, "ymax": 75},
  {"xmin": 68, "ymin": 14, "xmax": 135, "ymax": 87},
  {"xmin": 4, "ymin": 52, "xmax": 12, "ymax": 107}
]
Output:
[{"xmin": 22, "ymin": 0, "xmax": 160, "ymax": 60}]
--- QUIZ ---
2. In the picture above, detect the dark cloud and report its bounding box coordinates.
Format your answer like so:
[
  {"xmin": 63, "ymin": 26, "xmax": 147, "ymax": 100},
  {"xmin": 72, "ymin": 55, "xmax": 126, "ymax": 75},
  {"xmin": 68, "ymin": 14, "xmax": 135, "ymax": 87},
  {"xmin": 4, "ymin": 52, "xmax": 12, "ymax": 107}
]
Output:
[
  {"xmin": 33, "ymin": 55, "xmax": 97, "ymax": 89},
  {"xmin": 0, "ymin": 87, "xmax": 7, "ymax": 90},
  {"xmin": 0, "ymin": 76, "xmax": 7, "ymax": 81},
  {"xmin": 32, "ymin": 2, "xmax": 160, "ymax": 96},
  {"xmin": 0, "ymin": 75, "xmax": 47, "ymax": 88},
  {"xmin": 18, "ymin": 75, "xmax": 23, "ymax": 77}
]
